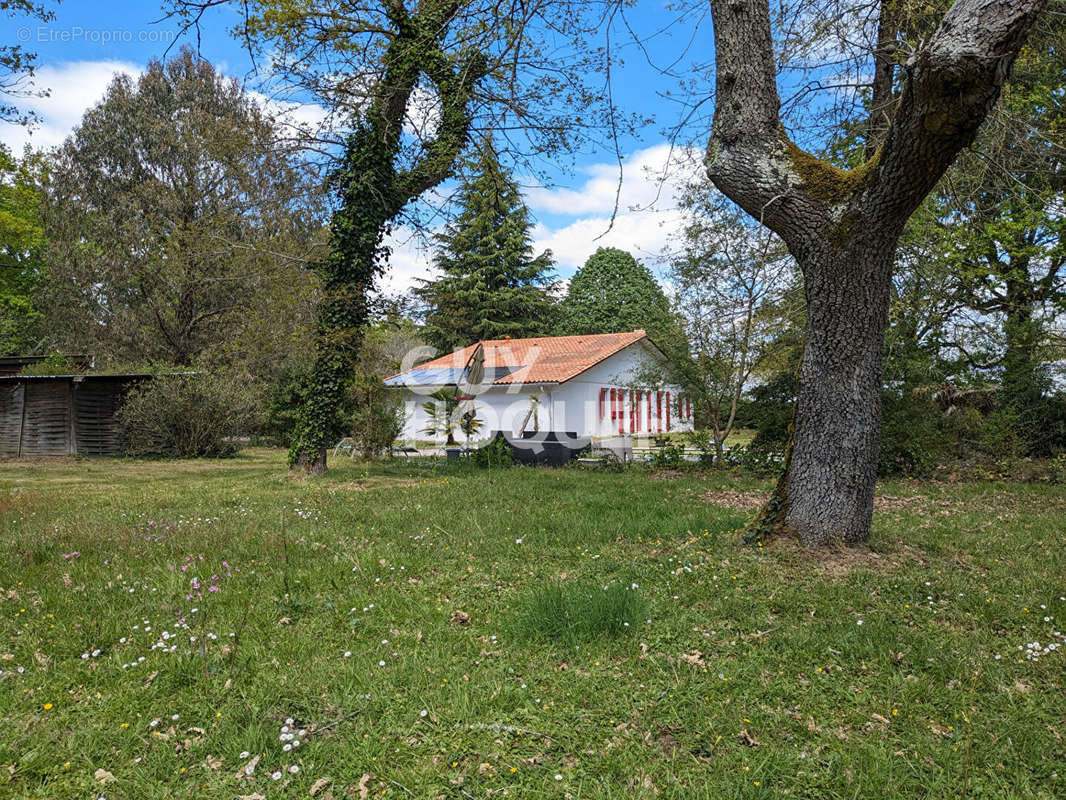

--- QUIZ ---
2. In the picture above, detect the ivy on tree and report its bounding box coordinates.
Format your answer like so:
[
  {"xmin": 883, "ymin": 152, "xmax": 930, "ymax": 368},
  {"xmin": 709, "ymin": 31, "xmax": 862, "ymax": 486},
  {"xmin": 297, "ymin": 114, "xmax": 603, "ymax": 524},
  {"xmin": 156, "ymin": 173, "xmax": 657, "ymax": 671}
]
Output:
[
  {"xmin": 289, "ymin": 0, "xmax": 488, "ymax": 472},
  {"xmin": 414, "ymin": 138, "xmax": 556, "ymax": 353}
]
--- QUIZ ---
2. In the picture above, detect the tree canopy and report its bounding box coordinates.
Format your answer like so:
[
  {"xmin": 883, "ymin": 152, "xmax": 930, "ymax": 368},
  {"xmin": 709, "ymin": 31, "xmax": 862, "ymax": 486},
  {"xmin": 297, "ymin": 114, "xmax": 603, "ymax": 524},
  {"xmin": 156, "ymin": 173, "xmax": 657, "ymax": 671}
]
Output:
[
  {"xmin": 0, "ymin": 144, "xmax": 46, "ymax": 354},
  {"xmin": 559, "ymin": 247, "xmax": 677, "ymax": 344},
  {"xmin": 41, "ymin": 47, "xmax": 322, "ymax": 370}
]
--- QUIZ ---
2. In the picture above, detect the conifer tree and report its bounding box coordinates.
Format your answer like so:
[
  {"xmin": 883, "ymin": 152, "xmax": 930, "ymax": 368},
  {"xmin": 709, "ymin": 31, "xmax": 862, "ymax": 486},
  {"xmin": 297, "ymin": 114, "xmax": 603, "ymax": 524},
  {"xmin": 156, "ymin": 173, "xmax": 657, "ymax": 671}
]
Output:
[{"xmin": 415, "ymin": 140, "xmax": 556, "ymax": 353}]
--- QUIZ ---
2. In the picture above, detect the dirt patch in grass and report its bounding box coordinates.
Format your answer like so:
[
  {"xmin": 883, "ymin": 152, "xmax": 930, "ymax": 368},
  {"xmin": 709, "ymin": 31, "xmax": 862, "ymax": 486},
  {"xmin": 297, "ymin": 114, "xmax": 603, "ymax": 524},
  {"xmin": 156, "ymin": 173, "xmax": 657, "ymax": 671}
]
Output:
[
  {"xmin": 699, "ymin": 489, "xmax": 766, "ymax": 510},
  {"xmin": 873, "ymin": 493, "xmax": 965, "ymax": 513},
  {"xmin": 331, "ymin": 478, "xmax": 421, "ymax": 492},
  {"xmin": 766, "ymin": 536, "xmax": 923, "ymax": 579}
]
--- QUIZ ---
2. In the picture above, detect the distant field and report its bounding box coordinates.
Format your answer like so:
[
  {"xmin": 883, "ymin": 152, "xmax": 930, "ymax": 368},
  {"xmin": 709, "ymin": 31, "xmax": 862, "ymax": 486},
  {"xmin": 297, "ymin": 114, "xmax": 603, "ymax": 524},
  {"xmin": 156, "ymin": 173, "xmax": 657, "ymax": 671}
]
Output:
[{"xmin": 1, "ymin": 449, "xmax": 1063, "ymax": 798}]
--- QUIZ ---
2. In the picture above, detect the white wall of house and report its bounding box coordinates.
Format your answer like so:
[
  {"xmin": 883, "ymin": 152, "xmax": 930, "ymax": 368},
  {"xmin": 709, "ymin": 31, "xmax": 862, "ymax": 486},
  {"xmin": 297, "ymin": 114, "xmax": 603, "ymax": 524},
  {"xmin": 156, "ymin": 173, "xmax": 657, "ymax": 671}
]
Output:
[{"xmin": 394, "ymin": 340, "xmax": 692, "ymax": 444}]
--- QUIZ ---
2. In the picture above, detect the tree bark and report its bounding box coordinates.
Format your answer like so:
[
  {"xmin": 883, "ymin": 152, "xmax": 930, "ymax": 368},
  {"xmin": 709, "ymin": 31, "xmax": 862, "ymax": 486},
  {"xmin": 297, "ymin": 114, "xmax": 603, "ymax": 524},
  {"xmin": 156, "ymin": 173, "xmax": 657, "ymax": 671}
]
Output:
[
  {"xmin": 785, "ymin": 240, "xmax": 895, "ymax": 544},
  {"xmin": 706, "ymin": 0, "xmax": 1046, "ymax": 545},
  {"xmin": 296, "ymin": 445, "xmax": 327, "ymax": 474}
]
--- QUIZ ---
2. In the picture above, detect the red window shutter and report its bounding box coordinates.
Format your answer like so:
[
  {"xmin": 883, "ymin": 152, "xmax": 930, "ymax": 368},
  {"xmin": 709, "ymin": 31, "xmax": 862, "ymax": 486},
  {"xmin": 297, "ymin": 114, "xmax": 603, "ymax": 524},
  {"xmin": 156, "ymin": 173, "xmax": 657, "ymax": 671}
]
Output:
[
  {"xmin": 666, "ymin": 392, "xmax": 672, "ymax": 431},
  {"xmin": 656, "ymin": 391, "xmax": 663, "ymax": 433},
  {"xmin": 610, "ymin": 388, "xmax": 616, "ymax": 420},
  {"xmin": 599, "ymin": 387, "xmax": 606, "ymax": 419},
  {"xmin": 647, "ymin": 391, "xmax": 652, "ymax": 430},
  {"xmin": 618, "ymin": 390, "xmax": 624, "ymax": 434},
  {"xmin": 629, "ymin": 390, "xmax": 635, "ymax": 432}
]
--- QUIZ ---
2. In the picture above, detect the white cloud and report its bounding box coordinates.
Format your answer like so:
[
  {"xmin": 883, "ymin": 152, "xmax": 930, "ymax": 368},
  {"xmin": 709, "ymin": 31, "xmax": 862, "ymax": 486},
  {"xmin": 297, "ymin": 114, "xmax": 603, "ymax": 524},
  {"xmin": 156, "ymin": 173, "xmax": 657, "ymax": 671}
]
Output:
[
  {"xmin": 2, "ymin": 60, "xmax": 335, "ymax": 156},
  {"xmin": 526, "ymin": 142, "xmax": 703, "ymax": 276},
  {"xmin": 247, "ymin": 90, "xmax": 331, "ymax": 142},
  {"xmin": 378, "ymin": 227, "xmax": 436, "ymax": 295},
  {"xmin": 1, "ymin": 60, "xmax": 142, "ymax": 153},
  {"xmin": 531, "ymin": 209, "xmax": 689, "ymax": 277},
  {"xmin": 526, "ymin": 143, "xmax": 700, "ymax": 217}
]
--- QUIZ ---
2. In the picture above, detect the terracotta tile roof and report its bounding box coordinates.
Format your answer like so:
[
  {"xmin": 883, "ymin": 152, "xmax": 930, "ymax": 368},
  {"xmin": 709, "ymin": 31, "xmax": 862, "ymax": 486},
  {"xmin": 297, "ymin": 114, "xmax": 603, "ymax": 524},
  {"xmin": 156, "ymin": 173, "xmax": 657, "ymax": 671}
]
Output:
[{"xmin": 389, "ymin": 330, "xmax": 648, "ymax": 386}]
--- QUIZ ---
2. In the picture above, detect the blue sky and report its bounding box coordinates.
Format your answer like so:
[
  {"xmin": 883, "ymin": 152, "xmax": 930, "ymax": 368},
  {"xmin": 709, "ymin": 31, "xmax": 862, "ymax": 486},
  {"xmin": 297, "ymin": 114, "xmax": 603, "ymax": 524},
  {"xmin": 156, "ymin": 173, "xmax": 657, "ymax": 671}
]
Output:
[{"xmin": 3, "ymin": 0, "xmax": 716, "ymax": 291}]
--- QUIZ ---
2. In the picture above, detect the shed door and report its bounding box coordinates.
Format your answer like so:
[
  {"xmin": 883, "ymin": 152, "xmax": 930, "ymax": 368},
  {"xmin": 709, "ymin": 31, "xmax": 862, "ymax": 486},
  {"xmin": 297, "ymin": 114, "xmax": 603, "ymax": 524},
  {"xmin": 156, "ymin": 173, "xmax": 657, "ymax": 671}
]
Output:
[
  {"xmin": 21, "ymin": 381, "xmax": 72, "ymax": 456},
  {"xmin": 0, "ymin": 383, "xmax": 24, "ymax": 457}
]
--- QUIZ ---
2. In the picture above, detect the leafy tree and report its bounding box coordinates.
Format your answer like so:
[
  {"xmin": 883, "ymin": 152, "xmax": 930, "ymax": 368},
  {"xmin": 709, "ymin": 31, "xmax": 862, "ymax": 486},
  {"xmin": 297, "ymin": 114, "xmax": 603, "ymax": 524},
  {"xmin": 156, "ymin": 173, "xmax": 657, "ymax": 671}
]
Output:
[
  {"xmin": 41, "ymin": 47, "xmax": 322, "ymax": 370},
  {"xmin": 559, "ymin": 247, "xmax": 678, "ymax": 343},
  {"xmin": 705, "ymin": 0, "xmax": 1044, "ymax": 545},
  {"xmin": 414, "ymin": 139, "xmax": 556, "ymax": 352},
  {"xmin": 1, "ymin": 1, "xmax": 55, "ymax": 126},
  {"xmin": 0, "ymin": 143, "xmax": 46, "ymax": 353},
  {"xmin": 667, "ymin": 192, "xmax": 799, "ymax": 464},
  {"xmin": 921, "ymin": 17, "xmax": 1066, "ymax": 434}
]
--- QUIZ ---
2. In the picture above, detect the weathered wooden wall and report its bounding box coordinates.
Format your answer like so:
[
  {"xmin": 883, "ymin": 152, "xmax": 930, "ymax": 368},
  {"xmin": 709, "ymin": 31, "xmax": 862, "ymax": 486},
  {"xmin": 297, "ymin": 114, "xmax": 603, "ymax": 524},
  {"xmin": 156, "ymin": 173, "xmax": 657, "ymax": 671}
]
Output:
[
  {"xmin": 0, "ymin": 376, "xmax": 145, "ymax": 457},
  {"xmin": 0, "ymin": 384, "xmax": 24, "ymax": 457}
]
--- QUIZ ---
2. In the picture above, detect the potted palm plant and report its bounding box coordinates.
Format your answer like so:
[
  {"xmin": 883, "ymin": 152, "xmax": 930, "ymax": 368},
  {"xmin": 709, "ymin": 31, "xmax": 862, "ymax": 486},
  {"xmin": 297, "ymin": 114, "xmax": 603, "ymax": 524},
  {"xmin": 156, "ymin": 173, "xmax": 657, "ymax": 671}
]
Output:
[{"xmin": 422, "ymin": 389, "xmax": 482, "ymax": 457}]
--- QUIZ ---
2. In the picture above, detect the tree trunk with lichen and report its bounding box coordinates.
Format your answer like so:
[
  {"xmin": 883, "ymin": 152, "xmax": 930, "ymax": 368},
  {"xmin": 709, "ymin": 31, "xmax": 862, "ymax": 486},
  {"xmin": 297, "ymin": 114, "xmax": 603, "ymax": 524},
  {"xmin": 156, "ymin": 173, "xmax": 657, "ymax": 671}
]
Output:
[{"xmin": 707, "ymin": 0, "xmax": 1045, "ymax": 546}]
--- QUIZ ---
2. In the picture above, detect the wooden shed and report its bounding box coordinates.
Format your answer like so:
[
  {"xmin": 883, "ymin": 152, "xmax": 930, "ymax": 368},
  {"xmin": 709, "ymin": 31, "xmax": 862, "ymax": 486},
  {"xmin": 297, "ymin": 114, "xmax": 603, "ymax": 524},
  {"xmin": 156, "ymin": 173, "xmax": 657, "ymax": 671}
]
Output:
[{"xmin": 0, "ymin": 374, "xmax": 148, "ymax": 457}]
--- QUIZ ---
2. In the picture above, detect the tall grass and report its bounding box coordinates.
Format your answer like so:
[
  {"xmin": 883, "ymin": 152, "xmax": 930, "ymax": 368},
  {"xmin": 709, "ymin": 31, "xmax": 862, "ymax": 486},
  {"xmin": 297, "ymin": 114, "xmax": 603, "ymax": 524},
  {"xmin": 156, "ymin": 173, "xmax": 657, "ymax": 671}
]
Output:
[{"xmin": 513, "ymin": 581, "xmax": 647, "ymax": 645}]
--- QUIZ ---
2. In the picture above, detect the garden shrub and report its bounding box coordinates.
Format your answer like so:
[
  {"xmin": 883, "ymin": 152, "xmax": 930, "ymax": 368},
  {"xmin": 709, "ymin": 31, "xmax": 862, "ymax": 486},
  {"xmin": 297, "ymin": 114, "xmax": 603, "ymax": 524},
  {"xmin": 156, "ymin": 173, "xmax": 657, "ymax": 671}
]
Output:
[
  {"xmin": 724, "ymin": 443, "xmax": 785, "ymax": 475},
  {"xmin": 1050, "ymin": 452, "xmax": 1066, "ymax": 484},
  {"xmin": 350, "ymin": 370, "xmax": 405, "ymax": 458},
  {"xmin": 747, "ymin": 369, "xmax": 796, "ymax": 452},
  {"xmin": 651, "ymin": 443, "xmax": 684, "ymax": 469},
  {"xmin": 471, "ymin": 436, "xmax": 512, "ymax": 467},
  {"xmin": 878, "ymin": 392, "xmax": 950, "ymax": 477},
  {"xmin": 261, "ymin": 365, "xmax": 312, "ymax": 446},
  {"xmin": 685, "ymin": 429, "xmax": 717, "ymax": 467},
  {"xmin": 117, "ymin": 371, "xmax": 261, "ymax": 457}
]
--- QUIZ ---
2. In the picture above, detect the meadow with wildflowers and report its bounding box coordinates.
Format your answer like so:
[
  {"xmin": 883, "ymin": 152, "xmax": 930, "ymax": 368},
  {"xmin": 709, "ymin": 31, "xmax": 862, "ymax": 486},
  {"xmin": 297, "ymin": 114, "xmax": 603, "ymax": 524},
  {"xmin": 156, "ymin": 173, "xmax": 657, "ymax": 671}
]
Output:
[{"xmin": 0, "ymin": 449, "xmax": 1064, "ymax": 798}]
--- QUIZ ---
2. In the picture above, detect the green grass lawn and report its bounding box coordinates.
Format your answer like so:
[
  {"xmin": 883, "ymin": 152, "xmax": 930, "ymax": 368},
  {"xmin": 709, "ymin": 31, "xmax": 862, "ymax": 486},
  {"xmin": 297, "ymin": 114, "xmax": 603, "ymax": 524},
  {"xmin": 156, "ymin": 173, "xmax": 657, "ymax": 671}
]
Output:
[{"xmin": 0, "ymin": 449, "xmax": 1063, "ymax": 799}]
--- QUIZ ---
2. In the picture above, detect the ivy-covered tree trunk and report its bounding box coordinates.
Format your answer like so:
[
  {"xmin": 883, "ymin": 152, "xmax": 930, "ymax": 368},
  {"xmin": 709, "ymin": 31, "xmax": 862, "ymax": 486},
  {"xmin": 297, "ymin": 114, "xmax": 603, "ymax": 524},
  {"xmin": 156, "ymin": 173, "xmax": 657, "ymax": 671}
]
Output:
[
  {"xmin": 707, "ymin": 0, "xmax": 1045, "ymax": 545},
  {"xmin": 289, "ymin": 0, "xmax": 487, "ymax": 473},
  {"xmin": 1001, "ymin": 273, "xmax": 1043, "ymax": 412}
]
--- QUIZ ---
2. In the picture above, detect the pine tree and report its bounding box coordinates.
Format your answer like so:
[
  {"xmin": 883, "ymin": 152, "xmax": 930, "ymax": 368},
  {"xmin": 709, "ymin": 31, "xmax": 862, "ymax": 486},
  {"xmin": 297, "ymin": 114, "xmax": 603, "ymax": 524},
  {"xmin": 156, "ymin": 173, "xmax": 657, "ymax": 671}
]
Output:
[{"xmin": 415, "ymin": 140, "xmax": 556, "ymax": 353}]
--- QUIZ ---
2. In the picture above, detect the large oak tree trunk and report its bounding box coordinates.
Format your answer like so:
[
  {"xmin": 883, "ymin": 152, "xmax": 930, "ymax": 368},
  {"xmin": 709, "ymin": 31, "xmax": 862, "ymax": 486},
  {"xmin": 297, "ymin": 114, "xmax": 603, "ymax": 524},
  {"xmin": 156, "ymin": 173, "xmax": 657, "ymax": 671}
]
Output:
[
  {"xmin": 706, "ymin": 0, "xmax": 1045, "ymax": 545},
  {"xmin": 783, "ymin": 242, "xmax": 894, "ymax": 544}
]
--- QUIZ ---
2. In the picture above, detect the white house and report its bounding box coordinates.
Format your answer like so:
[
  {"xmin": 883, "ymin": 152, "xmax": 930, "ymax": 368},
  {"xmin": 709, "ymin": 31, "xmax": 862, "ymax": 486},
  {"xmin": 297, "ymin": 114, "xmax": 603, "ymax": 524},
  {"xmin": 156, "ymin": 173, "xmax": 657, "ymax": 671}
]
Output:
[{"xmin": 385, "ymin": 330, "xmax": 693, "ymax": 445}]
